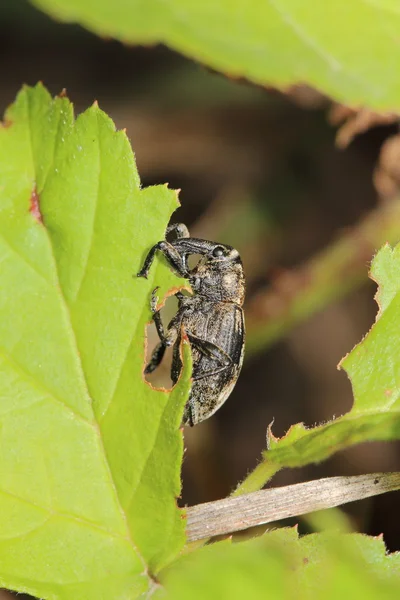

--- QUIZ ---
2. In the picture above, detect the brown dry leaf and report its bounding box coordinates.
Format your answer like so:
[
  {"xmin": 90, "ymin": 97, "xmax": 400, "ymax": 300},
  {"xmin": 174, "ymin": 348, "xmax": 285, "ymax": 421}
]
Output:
[
  {"xmin": 329, "ymin": 105, "xmax": 399, "ymax": 149},
  {"xmin": 283, "ymin": 84, "xmax": 327, "ymax": 109},
  {"xmin": 374, "ymin": 134, "xmax": 400, "ymax": 198}
]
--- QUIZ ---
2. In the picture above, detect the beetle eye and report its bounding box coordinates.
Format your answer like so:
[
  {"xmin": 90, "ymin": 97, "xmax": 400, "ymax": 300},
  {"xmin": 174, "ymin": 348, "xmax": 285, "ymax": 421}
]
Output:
[{"xmin": 212, "ymin": 246, "xmax": 225, "ymax": 258}]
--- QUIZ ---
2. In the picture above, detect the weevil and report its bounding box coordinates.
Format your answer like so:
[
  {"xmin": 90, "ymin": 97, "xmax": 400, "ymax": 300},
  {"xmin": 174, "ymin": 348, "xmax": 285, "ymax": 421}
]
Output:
[{"xmin": 137, "ymin": 223, "xmax": 245, "ymax": 426}]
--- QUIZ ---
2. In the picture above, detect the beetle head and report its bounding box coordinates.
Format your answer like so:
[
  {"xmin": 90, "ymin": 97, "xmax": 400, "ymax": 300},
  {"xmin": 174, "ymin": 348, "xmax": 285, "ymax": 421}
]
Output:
[{"xmin": 189, "ymin": 242, "xmax": 245, "ymax": 305}]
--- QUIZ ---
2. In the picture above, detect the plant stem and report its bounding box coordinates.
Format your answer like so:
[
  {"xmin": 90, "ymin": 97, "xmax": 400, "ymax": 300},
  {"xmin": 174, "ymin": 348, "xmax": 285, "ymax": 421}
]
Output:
[{"xmin": 186, "ymin": 472, "xmax": 400, "ymax": 542}]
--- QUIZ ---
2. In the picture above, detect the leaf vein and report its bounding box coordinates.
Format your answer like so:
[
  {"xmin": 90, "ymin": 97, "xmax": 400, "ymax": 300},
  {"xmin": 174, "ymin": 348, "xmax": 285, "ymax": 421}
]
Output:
[{"xmin": 0, "ymin": 344, "xmax": 93, "ymax": 426}]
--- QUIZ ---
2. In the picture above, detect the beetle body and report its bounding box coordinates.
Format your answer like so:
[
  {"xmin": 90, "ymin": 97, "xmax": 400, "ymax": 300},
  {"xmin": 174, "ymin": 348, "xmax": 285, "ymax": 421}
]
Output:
[{"xmin": 137, "ymin": 223, "xmax": 245, "ymax": 426}]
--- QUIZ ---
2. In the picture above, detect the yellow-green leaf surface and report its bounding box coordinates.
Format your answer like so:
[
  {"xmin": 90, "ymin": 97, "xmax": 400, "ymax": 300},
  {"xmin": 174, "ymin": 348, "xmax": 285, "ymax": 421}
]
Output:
[
  {"xmin": 0, "ymin": 84, "xmax": 191, "ymax": 599},
  {"xmin": 238, "ymin": 243, "xmax": 400, "ymax": 494},
  {"xmin": 32, "ymin": 0, "xmax": 400, "ymax": 110},
  {"xmin": 159, "ymin": 529, "xmax": 400, "ymax": 599}
]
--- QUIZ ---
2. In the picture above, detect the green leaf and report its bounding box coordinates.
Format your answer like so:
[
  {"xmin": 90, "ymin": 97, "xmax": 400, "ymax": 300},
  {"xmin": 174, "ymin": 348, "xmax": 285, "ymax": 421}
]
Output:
[
  {"xmin": 0, "ymin": 83, "xmax": 191, "ymax": 599},
  {"xmin": 159, "ymin": 529, "xmax": 400, "ymax": 599},
  {"xmin": 31, "ymin": 0, "xmax": 400, "ymax": 110},
  {"xmin": 237, "ymin": 243, "xmax": 400, "ymax": 494}
]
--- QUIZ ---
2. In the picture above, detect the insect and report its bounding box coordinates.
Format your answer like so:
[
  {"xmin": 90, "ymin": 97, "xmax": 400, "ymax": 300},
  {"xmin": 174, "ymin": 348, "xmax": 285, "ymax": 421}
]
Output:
[{"xmin": 137, "ymin": 223, "xmax": 245, "ymax": 426}]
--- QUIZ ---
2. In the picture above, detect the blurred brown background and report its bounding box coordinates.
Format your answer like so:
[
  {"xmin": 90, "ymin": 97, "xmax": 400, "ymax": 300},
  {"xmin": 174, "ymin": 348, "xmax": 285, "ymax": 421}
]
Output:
[{"xmin": 1, "ymin": 2, "xmax": 400, "ymax": 596}]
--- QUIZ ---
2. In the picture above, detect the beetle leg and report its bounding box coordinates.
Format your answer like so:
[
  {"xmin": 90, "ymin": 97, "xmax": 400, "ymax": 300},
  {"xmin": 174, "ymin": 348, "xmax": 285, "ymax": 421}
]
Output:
[
  {"xmin": 144, "ymin": 293, "xmax": 187, "ymax": 374},
  {"xmin": 152, "ymin": 312, "xmax": 180, "ymax": 347},
  {"xmin": 150, "ymin": 288, "xmax": 184, "ymax": 346},
  {"xmin": 144, "ymin": 319, "xmax": 178, "ymax": 374},
  {"xmin": 137, "ymin": 241, "xmax": 188, "ymax": 278},
  {"xmin": 144, "ymin": 342, "xmax": 167, "ymax": 375},
  {"xmin": 166, "ymin": 223, "xmax": 190, "ymax": 239},
  {"xmin": 149, "ymin": 287, "xmax": 168, "ymax": 343},
  {"xmin": 187, "ymin": 333, "xmax": 232, "ymax": 365},
  {"xmin": 186, "ymin": 333, "xmax": 233, "ymax": 381},
  {"xmin": 183, "ymin": 403, "xmax": 195, "ymax": 427},
  {"xmin": 193, "ymin": 364, "xmax": 232, "ymax": 380}
]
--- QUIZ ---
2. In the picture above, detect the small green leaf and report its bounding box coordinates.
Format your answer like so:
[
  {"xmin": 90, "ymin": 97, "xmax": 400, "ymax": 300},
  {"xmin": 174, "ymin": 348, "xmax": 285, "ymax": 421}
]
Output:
[
  {"xmin": 159, "ymin": 529, "xmax": 400, "ymax": 599},
  {"xmin": 31, "ymin": 0, "xmax": 400, "ymax": 110},
  {"xmin": 341, "ymin": 243, "xmax": 400, "ymax": 414},
  {"xmin": 237, "ymin": 243, "xmax": 400, "ymax": 494},
  {"xmin": 0, "ymin": 84, "xmax": 191, "ymax": 599},
  {"xmin": 159, "ymin": 529, "xmax": 299, "ymax": 599}
]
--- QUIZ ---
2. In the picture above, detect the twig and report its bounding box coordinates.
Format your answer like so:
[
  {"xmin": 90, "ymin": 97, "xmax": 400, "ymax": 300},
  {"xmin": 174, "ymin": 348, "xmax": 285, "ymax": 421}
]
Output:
[{"xmin": 186, "ymin": 472, "xmax": 400, "ymax": 542}]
